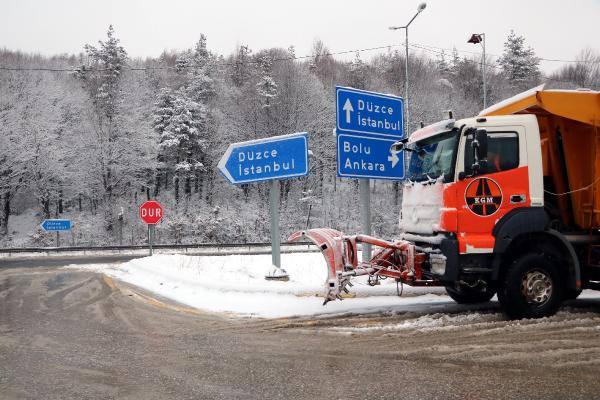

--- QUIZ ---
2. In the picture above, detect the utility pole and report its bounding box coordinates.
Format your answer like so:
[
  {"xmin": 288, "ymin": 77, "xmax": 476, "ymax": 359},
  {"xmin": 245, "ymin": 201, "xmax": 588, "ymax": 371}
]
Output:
[
  {"xmin": 389, "ymin": 2, "xmax": 427, "ymax": 137},
  {"xmin": 468, "ymin": 33, "xmax": 487, "ymax": 109}
]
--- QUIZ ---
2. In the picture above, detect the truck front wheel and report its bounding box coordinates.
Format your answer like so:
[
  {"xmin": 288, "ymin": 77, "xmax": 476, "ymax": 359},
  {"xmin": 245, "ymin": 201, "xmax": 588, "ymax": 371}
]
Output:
[
  {"xmin": 445, "ymin": 285, "xmax": 495, "ymax": 304},
  {"xmin": 498, "ymin": 253, "xmax": 563, "ymax": 319}
]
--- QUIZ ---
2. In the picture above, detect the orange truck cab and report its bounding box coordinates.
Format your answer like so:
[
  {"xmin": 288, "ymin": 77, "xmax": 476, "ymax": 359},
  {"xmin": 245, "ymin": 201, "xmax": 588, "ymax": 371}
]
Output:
[
  {"xmin": 397, "ymin": 85, "xmax": 600, "ymax": 318},
  {"xmin": 291, "ymin": 85, "xmax": 600, "ymax": 319}
]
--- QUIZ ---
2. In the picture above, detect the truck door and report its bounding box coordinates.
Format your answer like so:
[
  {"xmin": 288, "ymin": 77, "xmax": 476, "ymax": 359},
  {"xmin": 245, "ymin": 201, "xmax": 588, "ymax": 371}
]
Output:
[{"xmin": 454, "ymin": 127, "xmax": 529, "ymax": 254}]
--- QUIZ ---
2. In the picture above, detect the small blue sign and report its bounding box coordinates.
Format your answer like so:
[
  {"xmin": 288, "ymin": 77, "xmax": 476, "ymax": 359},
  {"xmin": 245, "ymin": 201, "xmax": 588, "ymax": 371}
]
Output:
[
  {"xmin": 336, "ymin": 87, "xmax": 404, "ymax": 139},
  {"xmin": 337, "ymin": 134, "xmax": 405, "ymax": 180},
  {"xmin": 218, "ymin": 132, "xmax": 309, "ymax": 184},
  {"xmin": 41, "ymin": 219, "xmax": 72, "ymax": 232}
]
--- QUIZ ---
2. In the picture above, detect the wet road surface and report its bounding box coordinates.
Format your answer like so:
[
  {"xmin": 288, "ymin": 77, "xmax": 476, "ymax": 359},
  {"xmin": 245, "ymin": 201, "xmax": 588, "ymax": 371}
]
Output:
[{"xmin": 2, "ymin": 265, "xmax": 600, "ymax": 399}]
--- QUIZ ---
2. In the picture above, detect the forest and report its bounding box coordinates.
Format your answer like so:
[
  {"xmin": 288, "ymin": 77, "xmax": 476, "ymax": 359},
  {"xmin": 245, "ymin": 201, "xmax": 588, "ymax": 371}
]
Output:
[{"xmin": 1, "ymin": 26, "xmax": 598, "ymax": 246}]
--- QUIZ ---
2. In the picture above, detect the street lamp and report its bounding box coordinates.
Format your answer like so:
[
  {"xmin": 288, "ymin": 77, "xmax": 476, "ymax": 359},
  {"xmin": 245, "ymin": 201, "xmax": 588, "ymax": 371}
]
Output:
[
  {"xmin": 389, "ymin": 2, "xmax": 427, "ymax": 137},
  {"xmin": 468, "ymin": 33, "xmax": 487, "ymax": 109}
]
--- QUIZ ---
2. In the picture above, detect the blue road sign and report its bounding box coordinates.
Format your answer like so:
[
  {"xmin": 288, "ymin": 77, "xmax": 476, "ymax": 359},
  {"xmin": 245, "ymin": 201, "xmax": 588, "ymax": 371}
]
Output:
[
  {"xmin": 337, "ymin": 134, "xmax": 405, "ymax": 180},
  {"xmin": 40, "ymin": 219, "xmax": 72, "ymax": 232},
  {"xmin": 218, "ymin": 132, "xmax": 309, "ymax": 184},
  {"xmin": 336, "ymin": 87, "xmax": 404, "ymax": 139}
]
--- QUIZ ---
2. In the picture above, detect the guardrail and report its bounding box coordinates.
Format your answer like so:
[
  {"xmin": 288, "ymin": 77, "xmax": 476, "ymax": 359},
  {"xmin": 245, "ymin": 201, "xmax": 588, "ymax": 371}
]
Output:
[{"xmin": 0, "ymin": 241, "xmax": 317, "ymax": 258}]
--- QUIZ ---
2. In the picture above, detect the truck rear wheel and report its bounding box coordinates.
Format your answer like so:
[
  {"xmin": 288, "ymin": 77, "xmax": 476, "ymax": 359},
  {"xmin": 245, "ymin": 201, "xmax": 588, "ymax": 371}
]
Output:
[
  {"xmin": 445, "ymin": 285, "xmax": 495, "ymax": 304},
  {"xmin": 498, "ymin": 253, "xmax": 563, "ymax": 319}
]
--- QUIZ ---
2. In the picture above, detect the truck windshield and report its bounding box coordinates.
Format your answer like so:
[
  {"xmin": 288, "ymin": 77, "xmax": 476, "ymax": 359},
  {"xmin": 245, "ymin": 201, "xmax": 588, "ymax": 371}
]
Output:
[{"xmin": 407, "ymin": 130, "xmax": 458, "ymax": 182}]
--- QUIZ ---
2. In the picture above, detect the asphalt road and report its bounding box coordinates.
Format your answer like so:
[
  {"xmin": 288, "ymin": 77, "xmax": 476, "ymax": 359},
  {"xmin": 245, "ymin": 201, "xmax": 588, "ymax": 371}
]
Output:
[{"xmin": 2, "ymin": 263, "xmax": 600, "ymax": 399}]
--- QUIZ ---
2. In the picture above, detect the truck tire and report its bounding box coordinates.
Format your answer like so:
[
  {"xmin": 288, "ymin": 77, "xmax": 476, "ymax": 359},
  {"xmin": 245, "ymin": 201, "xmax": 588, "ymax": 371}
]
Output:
[
  {"xmin": 445, "ymin": 285, "xmax": 496, "ymax": 304},
  {"xmin": 498, "ymin": 253, "xmax": 563, "ymax": 319}
]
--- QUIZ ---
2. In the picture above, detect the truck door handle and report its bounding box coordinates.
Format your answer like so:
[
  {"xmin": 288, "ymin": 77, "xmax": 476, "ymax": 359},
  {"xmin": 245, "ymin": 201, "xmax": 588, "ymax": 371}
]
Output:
[{"xmin": 510, "ymin": 194, "xmax": 526, "ymax": 204}]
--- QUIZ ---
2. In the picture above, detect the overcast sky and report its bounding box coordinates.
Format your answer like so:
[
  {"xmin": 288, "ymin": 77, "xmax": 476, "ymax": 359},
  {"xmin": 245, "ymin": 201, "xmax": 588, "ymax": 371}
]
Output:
[{"xmin": 2, "ymin": 0, "xmax": 599, "ymax": 73}]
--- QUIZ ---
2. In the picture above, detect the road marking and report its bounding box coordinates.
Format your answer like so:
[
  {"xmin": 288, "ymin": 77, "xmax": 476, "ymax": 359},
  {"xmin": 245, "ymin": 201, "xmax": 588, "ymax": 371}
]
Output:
[
  {"xmin": 103, "ymin": 275, "xmax": 201, "ymax": 315},
  {"xmin": 103, "ymin": 275, "xmax": 118, "ymax": 291}
]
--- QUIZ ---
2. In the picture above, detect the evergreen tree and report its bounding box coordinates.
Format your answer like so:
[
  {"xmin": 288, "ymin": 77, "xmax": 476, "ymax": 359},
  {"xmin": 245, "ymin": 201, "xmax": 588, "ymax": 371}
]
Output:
[
  {"xmin": 436, "ymin": 50, "xmax": 451, "ymax": 78},
  {"xmin": 497, "ymin": 30, "xmax": 540, "ymax": 89},
  {"xmin": 348, "ymin": 52, "xmax": 368, "ymax": 89},
  {"xmin": 153, "ymin": 88, "xmax": 207, "ymax": 202},
  {"xmin": 75, "ymin": 25, "xmax": 129, "ymax": 230},
  {"xmin": 256, "ymin": 55, "xmax": 278, "ymax": 108}
]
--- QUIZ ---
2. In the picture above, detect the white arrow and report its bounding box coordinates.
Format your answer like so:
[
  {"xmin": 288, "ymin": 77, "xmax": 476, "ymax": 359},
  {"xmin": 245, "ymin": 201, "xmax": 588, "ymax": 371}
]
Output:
[
  {"xmin": 342, "ymin": 98, "xmax": 354, "ymax": 124},
  {"xmin": 388, "ymin": 151, "xmax": 400, "ymax": 168}
]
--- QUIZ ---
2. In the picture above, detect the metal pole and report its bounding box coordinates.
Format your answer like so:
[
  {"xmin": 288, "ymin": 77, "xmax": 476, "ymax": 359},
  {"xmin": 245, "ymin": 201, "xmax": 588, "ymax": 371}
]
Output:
[
  {"xmin": 148, "ymin": 225, "xmax": 154, "ymax": 256},
  {"xmin": 405, "ymin": 26, "xmax": 410, "ymax": 136},
  {"xmin": 359, "ymin": 178, "xmax": 371, "ymax": 262},
  {"xmin": 482, "ymin": 33, "xmax": 487, "ymax": 109},
  {"xmin": 270, "ymin": 180, "xmax": 281, "ymax": 269},
  {"xmin": 56, "ymin": 231, "xmax": 59, "ymax": 247}
]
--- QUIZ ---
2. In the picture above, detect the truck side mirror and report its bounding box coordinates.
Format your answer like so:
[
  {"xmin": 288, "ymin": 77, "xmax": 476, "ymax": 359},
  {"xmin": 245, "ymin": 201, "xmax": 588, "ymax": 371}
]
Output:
[
  {"xmin": 470, "ymin": 128, "xmax": 488, "ymax": 175},
  {"xmin": 475, "ymin": 129, "xmax": 488, "ymax": 160},
  {"xmin": 390, "ymin": 141, "xmax": 405, "ymax": 153}
]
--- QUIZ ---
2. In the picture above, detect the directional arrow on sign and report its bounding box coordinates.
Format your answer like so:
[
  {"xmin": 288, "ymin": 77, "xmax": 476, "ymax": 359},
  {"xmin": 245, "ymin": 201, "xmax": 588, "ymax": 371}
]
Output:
[
  {"xmin": 388, "ymin": 151, "xmax": 400, "ymax": 168},
  {"xmin": 218, "ymin": 132, "xmax": 309, "ymax": 185},
  {"xmin": 40, "ymin": 219, "xmax": 72, "ymax": 232},
  {"xmin": 343, "ymin": 98, "xmax": 354, "ymax": 124}
]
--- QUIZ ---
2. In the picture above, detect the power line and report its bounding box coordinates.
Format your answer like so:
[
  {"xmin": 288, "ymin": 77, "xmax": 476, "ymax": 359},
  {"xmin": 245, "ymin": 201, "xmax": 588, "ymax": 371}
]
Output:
[
  {"xmin": 0, "ymin": 44, "xmax": 401, "ymax": 73},
  {"xmin": 1, "ymin": 39, "xmax": 597, "ymax": 74}
]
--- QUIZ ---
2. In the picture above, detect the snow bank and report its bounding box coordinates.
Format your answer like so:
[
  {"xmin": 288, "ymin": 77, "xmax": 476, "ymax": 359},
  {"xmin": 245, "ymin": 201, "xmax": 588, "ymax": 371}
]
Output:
[
  {"xmin": 328, "ymin": 308, "xmax": 600, "ymax": 334},
  {"xmin": 399, "ymin": 178, "xmax": 444, "ymax": 234},
  {"xmin": 68, "ymin": 252, "xmax": 446, "ymax": 318}
]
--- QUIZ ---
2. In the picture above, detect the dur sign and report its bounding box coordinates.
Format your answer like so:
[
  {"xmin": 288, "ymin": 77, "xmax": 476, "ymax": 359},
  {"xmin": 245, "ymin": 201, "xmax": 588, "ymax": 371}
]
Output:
[{"xmin": 218, "ymin": 132, "xmax": 309, "ymax": 184}]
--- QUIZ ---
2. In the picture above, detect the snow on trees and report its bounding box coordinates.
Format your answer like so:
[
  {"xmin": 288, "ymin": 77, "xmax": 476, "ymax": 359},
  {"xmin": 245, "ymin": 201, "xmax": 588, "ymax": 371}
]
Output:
[
  {"xmin": 497, "ymin": 30, "xmax": 541, "ymax": 90},
  {"xmin": 0, "ymin": 31, "xmax": 595, "ymax": 246},
  {"xmin": 75, "ymin": 25, "xmax": 132, "ymax": 230},
  {"xmin": 153, "ymin": 88, "xmax": 207, "ymax": 203}
]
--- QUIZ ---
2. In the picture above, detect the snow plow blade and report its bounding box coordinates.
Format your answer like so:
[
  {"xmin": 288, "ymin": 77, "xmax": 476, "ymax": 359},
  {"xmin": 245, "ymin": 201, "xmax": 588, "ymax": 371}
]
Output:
[{"xmin": 288, "ymin": 229, "xmax": 429, "ymax": 304}]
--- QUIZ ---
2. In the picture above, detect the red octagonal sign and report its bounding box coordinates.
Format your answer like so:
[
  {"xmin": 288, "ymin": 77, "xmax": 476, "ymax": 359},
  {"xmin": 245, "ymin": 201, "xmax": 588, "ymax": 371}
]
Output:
[{"xmin": 139, "ymin": 200, "xmax": 163, "ymax": 225}]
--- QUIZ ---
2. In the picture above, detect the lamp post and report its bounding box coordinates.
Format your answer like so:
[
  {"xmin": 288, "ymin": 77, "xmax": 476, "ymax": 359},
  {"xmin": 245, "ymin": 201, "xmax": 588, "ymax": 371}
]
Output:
[
  {"xmin": 389, "ymin": 2, "xmax": 427, "ymax": 137},
  {"xmin": 468, "ymin": 33, "xmax": 487, "ymax": 109}
]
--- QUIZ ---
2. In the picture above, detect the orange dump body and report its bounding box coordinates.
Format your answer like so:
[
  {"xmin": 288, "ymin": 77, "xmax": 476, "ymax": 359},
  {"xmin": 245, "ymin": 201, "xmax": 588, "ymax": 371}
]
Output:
[{"xmin": 481, "ymin": 88, "xmax": 600, "ymax": 229}]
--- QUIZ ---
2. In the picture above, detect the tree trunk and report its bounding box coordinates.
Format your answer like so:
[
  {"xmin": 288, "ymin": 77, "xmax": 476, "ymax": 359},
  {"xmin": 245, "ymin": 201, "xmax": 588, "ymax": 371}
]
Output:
[
  {"xmin": 58, "ymin": 190, "xmax": 63, "ymax": 214},
  {"xmin": 153, "ymin": 173, "xmax": 160, "ymax": 197},
  {"xmin": 42, "ymin": 196, "xmax": 51, "ymax": 219},
  {"xmin": 78, "ymin": 194, "xmax": 82, "ymax": 212},
  {"xmin": 174, "ymin": 175, "xmax": 180, "ymax": 203},
  {"xmin": 184, "ymin": 176, "xmax": 191, "ymax": 197},
  {"xmin": 0, "ymin": 192, "xmax": 10, "ymax": 235}
]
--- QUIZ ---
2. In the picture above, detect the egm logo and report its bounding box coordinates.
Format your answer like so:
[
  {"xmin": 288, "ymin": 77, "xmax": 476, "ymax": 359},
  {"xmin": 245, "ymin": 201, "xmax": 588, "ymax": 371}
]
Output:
[{"xmin": 465, "ymin": 178, "xmax": 503, "ymax": 216}]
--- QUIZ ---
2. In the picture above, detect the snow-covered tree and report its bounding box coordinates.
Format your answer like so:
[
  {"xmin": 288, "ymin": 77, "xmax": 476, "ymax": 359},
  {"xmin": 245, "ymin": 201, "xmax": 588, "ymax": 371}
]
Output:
[
  {"xmin": 153, "ymin": 88, "xmax": 207, "ymax": 202},
  {"xmin": 75, "ymin": 25, "xmax": 130, "ymax": 230},
  {"xmin": 497, "ymin": 30, "xmax": 540, "ymax": 89},
  {"xmin": 348, "ymin": 52, "xmax": 368, "ymax": 89},
  {"xmin": 551, "ymin": 48, "xmax": 600, "ymax": 89},
  {"xmin": 256, "ymin": 55, "xmax": 278, "ymax": 108}
]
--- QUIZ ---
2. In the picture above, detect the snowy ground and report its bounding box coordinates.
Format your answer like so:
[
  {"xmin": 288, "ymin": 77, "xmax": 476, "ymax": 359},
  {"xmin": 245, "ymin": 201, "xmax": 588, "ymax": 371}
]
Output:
[{"xmin": 67, "ymin": 252, "xmax": 449, "ymax": 318}]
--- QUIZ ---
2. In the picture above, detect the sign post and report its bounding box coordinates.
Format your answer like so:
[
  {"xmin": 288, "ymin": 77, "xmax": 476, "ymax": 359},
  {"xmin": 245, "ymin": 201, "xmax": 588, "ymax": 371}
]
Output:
[
  {"xmin": 218, "ymin": 132, "xmax": 309, "ymax": 280},
  {"xmin": 139, "ymin": 200, "xmax": 163, "ymax": 256},
  {"xmin": 335, "ymin": 87, "xmax": 405, "ymax": 261},
  {"xmin": 270, "ymin": 180, "xmax": 281, "ymax": 270},
  {"xmin": 40, "ymin": 219, "xmax": 72, "ymax": 247}
]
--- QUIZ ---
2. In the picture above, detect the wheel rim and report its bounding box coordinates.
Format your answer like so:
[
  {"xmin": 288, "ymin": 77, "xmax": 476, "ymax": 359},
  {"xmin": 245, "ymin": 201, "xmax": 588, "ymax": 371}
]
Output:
[{"xmin": 520, "ymin": 269, "xmax": 553, "ymax": 306}]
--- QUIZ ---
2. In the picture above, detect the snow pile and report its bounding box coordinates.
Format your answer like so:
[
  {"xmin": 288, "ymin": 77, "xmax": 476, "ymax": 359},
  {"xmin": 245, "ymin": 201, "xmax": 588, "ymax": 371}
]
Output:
[
  {"xmin": 399, "ymin": 178, "xmax": 444, "ymax": 234},
  {"xmin": 68, "ymin": 252, "xmax": 447, "ymax": 318},
  {"xmin": 327, "ymin": 308, "xmax": 600, "ymax": 335},
  {"xmin": 329, "ymin": 312, "xmax": 502, "ymax": 334}
]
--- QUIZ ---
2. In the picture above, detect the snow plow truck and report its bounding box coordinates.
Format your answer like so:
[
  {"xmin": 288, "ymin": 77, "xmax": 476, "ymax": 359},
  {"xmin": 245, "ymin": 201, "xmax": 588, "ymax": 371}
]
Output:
[{"xmin": 289, "ymin": 85, "xmax": 600, "ymax": 319}]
